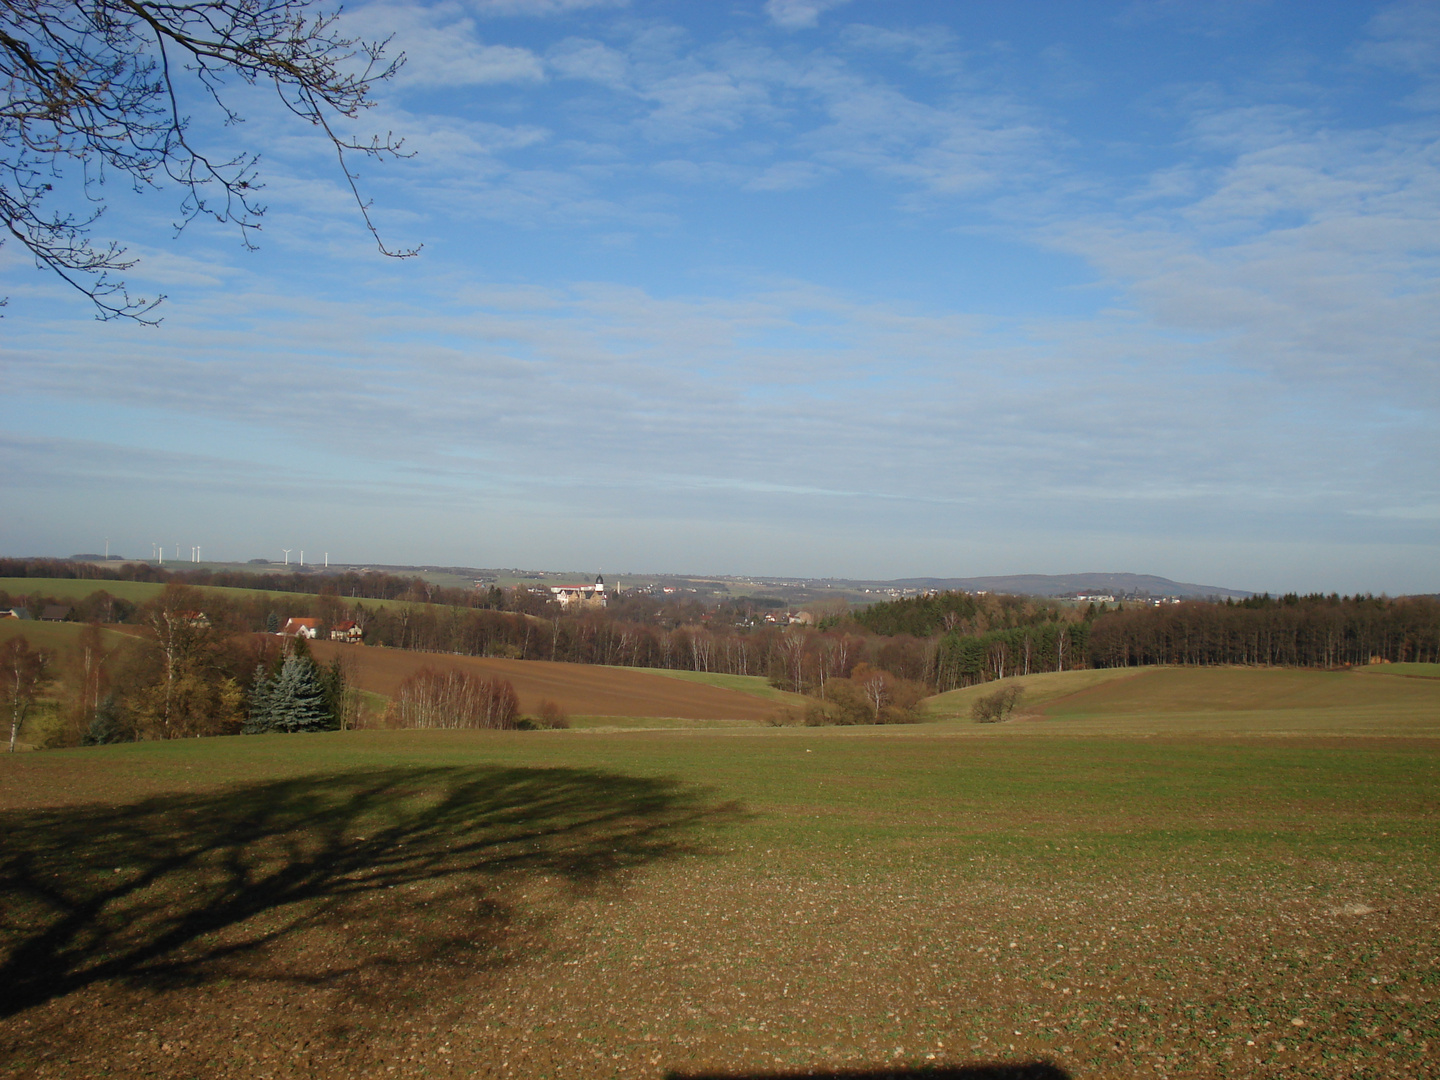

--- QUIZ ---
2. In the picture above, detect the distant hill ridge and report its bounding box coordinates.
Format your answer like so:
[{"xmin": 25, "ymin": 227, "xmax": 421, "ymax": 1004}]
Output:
[{"xmin": 889, "ymin": 573, "xmax": 1252, "ymax": 600}]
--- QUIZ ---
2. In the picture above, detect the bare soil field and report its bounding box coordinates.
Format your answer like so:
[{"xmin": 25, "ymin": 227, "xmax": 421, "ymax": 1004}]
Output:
[{"xmin": 308, "ymin": 641, "xmax": 785, "ymax": 722}]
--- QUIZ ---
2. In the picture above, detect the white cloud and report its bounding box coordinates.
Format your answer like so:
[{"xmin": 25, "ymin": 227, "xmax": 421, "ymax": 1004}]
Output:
[
  {"xmin": 467, "ymin": 0, "xmax": 628, "ymax": 14},
  {"xmin": 548, "ymin": 37, "xmax": 631, "ymax": 87},
  {"xmin": 1355, "ymin": 0, "xmax": 1440, "ymax": 76},
  {"xmin": 743, "ymin": 160, "xmax": 831, "ymax": 191},
  {"xmin": 345, "ymin": 2, "xmax": 545, "ymax": 89},
  {"xmin": 1037, "ymin": 105, "xmax": 1440, "ymax": 405},
  {"xmin": 765, "ymin": 0, "xmax": 852, "ymax": 31}
]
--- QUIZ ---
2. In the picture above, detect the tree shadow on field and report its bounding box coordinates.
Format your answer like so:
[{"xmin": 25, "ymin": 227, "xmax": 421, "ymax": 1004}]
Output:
[
  {"xmin": 0, "ymin": 765, "xmax": 739, "ymax": 1017},
  {"xmin": 668, "ymin": 1066, "xmax": 1070, "ymax": 1079}
]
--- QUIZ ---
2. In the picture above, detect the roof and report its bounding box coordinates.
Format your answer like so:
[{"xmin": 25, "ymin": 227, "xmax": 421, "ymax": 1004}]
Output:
[{"xmin": 41, "ymin": 605, "xmax": 72, "ymax": 621}]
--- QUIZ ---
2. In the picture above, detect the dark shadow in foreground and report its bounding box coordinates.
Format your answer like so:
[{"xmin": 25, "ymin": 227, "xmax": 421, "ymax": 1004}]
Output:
[
  {"xmin": 669, "ymin": 1066, "xmax": 1070, "ymax": 1080},
  {"xmin": 0, "ymin": 764, "xmax": 738, "ymax": 1017}
]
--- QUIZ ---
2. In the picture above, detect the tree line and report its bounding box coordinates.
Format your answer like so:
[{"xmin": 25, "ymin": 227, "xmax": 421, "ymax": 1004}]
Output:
[
  {"xmin": 0, "ymin": 582, "xmax": 546, "ymax": 748},
  {"xmin": 1087, "ymin": 594, "xmax": 1440, "ymax": 668}
]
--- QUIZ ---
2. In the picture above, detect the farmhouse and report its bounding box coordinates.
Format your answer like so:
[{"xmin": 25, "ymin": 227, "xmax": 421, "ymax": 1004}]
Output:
[
  {"xmin": 550, "ymin": 574, "xmax": 608, "ymax": 610},
  {"xmin": 0, "ymin": 608, "xmax": 30, "ymax": 620},
  {"xmin": 40, "ymin": 605, "xmax": 72, "ymax": 622},
  {"xmin": 330, "ymin": 620, "xmax": 363, "ymax": 644},
  {"xmin": 280, "ymin": 617, "xmax": 321, "ymax": 639}
]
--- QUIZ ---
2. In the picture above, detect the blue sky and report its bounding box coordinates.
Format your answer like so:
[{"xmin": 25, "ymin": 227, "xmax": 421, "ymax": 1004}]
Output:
[{"xmin": 3, "ymin": 0, "xmax": 1438, "ymax": 593}]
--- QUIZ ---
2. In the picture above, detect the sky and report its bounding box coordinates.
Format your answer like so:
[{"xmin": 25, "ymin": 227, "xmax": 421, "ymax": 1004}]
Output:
[{"xmin": 3, "ymin": 0, "xmax": 1438, "ymax": 593}]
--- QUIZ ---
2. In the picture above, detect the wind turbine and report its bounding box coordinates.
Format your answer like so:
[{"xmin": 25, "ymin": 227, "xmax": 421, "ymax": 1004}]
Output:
[
  {"xmin": 282, "ymin": 549, "xmax": 292, "ymax": 566},
  {"xmin": 300, "ymin": 550, "xmax": 305, "ymax": 567},
  {"xmin": 104, "ymin": 538, "xmax": 110, "ymax": 560}
]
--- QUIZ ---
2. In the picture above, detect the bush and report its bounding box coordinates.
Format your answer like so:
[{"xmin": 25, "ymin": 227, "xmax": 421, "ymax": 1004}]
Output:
[
  {"xmin": 971, "ymin": 684, "xmax": 1024, "ymax": 723},
  {"xmin": 816, "ymin": 665, "xmax": 928, "ymax": 725},
  {"xmin": 536, "ymin": 699, "xmax": 569, "ymax": 729}
]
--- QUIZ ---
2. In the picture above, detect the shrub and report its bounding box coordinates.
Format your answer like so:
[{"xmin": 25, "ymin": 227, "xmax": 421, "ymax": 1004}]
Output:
[
  {"xmin": 817, "ymin": 665, "xmax": 928, "ymax": 725},
  {"xmin": 971, "ymin": 684, "xmax": 1024, "ymax": 723},
  {"xmin": 536, "ymin": 699, "xmax": 569, "ymax": 729}
]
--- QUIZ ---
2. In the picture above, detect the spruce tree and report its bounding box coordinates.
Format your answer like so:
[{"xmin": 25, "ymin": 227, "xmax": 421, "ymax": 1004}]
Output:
[
  {"xmin": 82, "ymin": 694, "xmax": 124, "ymax": 745},
  {"xmin": 270, "ymin": 656, "xmax": 331, "ymax": 733},
  {"xmin": 243, "ymin": 665, "xmax": 275, "ymax": 734},
  {"xmin": 319, "ymin": 657, "xmax": 347, "ymax": 731}
]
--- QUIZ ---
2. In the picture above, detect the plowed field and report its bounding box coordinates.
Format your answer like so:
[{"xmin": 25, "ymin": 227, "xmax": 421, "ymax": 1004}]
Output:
[{"xmin": 308, "ymin": 640, "xmax": 782, "ymax": 722}]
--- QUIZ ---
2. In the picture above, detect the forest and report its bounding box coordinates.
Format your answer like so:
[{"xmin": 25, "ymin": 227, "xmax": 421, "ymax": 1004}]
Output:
[{"xmin": 1088, "ymin": 593, "xmax": 1440, "ymax": 668}]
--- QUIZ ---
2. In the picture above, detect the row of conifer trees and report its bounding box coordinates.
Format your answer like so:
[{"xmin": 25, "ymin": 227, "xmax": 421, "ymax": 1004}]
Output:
[{"xmin": 243, "ymin": 651, "xmax": 348, "ymax": 734}]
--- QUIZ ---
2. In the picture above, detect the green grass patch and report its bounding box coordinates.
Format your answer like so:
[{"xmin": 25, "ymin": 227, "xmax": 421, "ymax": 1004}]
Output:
[
  {"xmin": 616, "ymin": 666, "xmax": 808, "ymax": 706},
  {"xmin": 0, "ymin": 576, "xmax": 469, "ymax": 615},
  {"xmin": 0, "ymin": 619, "xmax": 133, "ymax": 653},
  {"xmin": 564, "ymin": 714, "xmax": 765, "ymax": 730},
  {"xmin": 1357, "ymin": 662, "xmax": 1440, "ymax": 679},
  {"xmin": 923, "ymin": 667, "xmax": 1143, "ymax": 719},
  {"xmin": 0, "ymin": 577, "xmax": 165, "ymax": 604}
]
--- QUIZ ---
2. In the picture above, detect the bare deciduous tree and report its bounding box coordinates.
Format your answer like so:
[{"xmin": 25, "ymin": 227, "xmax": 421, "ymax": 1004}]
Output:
[
  {"xmin": 3, "ymin": 636, "xmax": 53, "ymax": 751},
  {"xmin": 2, "ymin": 0, "xmax": 415, "ymax": 321},
  {"xmin": 388, "ymin": 667, "xmax": 518, "ymax": 730}
]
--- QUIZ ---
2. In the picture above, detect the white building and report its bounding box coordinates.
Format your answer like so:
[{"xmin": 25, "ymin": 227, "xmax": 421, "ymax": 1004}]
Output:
[{"xmin": 551, "ymin": 574, "xmax": 608, "ymax": 609}]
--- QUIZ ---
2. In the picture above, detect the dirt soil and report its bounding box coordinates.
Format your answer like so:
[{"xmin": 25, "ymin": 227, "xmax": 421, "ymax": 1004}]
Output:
[
  {"xmin": 3, "ymin": 840, "xmax": 1433, "ymax": 1080},
  {"xmin": 309, "ymin": 641, "xmax": 782, "ymax": 722}
]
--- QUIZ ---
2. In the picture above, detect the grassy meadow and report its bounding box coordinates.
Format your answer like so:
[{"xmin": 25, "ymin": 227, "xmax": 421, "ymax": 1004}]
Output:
[
  {"xmin": 0, "ymin": 577, "xmax": 457, "ymax": 615},
  {"xmin": 1, "ymin": 649, "xmax": 1437, "ymax": 1079},
  {"xmin": 614, "ymin": 666, "xmax": 810, "ymax": 706}
]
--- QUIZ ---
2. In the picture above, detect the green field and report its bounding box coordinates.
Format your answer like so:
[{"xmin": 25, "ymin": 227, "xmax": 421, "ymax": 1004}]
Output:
[
  {"xmin": 1358, "ymin": 662, "xmax": 1440, "ymax": 679},
  {"xmin": 0, "ymin": 577, "xmax": 471, "ymax": 615},
  {"xmin": 619, "ymin": 666, "xmax": 810, "ymax": 706},
  {"xmin": 0, "ymin": 619, "xmax": 133, "ymax": 653},
  {"xmin": 924, "ymin": 668, "xmax": 1143, "ymax": 719},
  {"xmin": 0, "ymin": 578, "xmax": 167, "ymax": 604},
  {"xmin": 0, "ymin": 664, "xmax": 1436, "ymax": 1079}
]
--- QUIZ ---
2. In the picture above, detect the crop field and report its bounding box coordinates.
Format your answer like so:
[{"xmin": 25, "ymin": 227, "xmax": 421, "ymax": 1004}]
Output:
[
  {"xmin": 924, "ymin": 669, "xmax": 1142, "ymax": 720},
  {"xmin": 926, "ymin": 667, "xmax": 1440, "ymax": 739},
  {"xmin": 609, "ymin": 667, "xmax": 809, "ymax": 706},
  {"xmin": 1357, "ymin": 663, "xmax": 1440, "ymax": 680},
  {"xmin": 308, "ymin": 642, "xmax": 790, "ymax": 723},
  {"xmin": 1, "ymin": 669, "xmax": 1437, "ymax": 1080},
  {"xmin": 0, "ymin": 579, "xmax": 167, "ymax": 605},
  {"xmin": 0, "ymin": 578, "xmax": 469, "ymax": 615}
]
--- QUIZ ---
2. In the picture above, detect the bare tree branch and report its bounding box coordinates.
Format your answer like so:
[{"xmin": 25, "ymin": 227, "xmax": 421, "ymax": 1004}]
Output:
[{"xmin": 0, "ymin": 0, "xmax": 417, "ymax": 322}]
